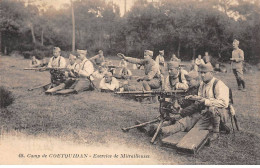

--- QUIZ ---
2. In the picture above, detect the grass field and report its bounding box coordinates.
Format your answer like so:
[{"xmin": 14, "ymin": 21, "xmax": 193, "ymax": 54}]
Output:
[{"xmin": 0, "ymin": 55, "xmax": 259, "ymax": 164}]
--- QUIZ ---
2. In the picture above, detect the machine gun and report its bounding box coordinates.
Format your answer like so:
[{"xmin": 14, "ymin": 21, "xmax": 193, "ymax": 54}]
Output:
[{"xmin": 115, "ymin": 90, "xmax": 187, "ymax": 144}]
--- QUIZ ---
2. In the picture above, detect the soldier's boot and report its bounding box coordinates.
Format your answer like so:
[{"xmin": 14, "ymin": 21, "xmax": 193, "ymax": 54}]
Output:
[
  {"xmin": 236, "ymin": 79, "xmax": 241, "ymax": 90},
  {"xmin": 241, "ymin": 80, "xmax": 246, "ymax": 92},
  {"xmin": 210, "ymin": 114, "xmax": 220, "ymax": 142}
]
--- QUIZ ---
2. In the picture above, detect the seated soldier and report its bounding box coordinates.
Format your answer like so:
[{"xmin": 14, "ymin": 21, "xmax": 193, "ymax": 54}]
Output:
[
  {"xmin": 56, "ymin": 49, "xmax": 95, "ymax": 94},
  {"xmin": 92, "ymin": 66, "xmax": 107, "ymax": 79},
  {"xmin": 195, "ymin": 55, "xmax": 205, "ymax": 70},
  {"xmin": 214, "ymin": 63, "xmax": 221, "ymax": 73},
  {"xmin": 99, "ymin": 72, "xmax": 120, "ymax": 92},
  {"xmin": 45, "ymin": 53, "xmax": 79, "ymax": 94},
  {"xmin": 115, "ymin": 67, "xmax": 132, "ymax": 80},
  {"xmin": 170, "ymin": 54, "xmax": 181, "ymax": 62},
  {"xmin": 119, "ymin": 59, "xmax": 128, "ymax": 68},
  {"xmin": 90, "ymin": 50, "xmax": 105, "ymax": 68},
  {"xmin": 164, "ymin": 61, "xmax": 189, "ymax": 91},
  {"xmin": 180, "ymin": 64, "xmax": 230, "ymax": 142},
  {"xmin": 46, "ymin": 47, "xmax": 67, "ymax": 91},
  {"xmin": 118, "ymin": 50, "xmax": 162, "ymax": 91},
  {"xmin": 29, "ymin": 56, "xmax": 41, "ymax": 68}
]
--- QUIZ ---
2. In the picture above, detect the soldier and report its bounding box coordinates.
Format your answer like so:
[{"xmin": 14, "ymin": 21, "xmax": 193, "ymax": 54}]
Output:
[
  {"xmin": 151, "ymin": 64, "xmax": 230, "ymax": 142},
  {"xmin": 119, "ymin": 59, "xmax": 128, "ymax": 68},
  {"xmin": 46, "ymin": 47, "xmax": 67, "ymax": 90},
  {"xmin": 116, "ymin": 67, "xmax": 132, "ymax": 80},
  {"xmin": 56, "ymin": 49, "xmax": 95, "ymax": 94},
  {"xmin": 90, "ymin": 50, "xmax": 106, "ymax": 68},
  {"xmin": 203, "ymin": 52, "xmax": 212, "ymax": 66},
  {"xmin": 99, "ymin": 72, "xmax": 120, "ymax": 92},
  {"xmin": 164, "ymin": 61, "xmax": 189, "ymax": 91},
  {"xmin": 117, "ymin": 50, "xmax": 162, "ymax": 91},
  {"xmin": 185, "ymin": 64, "xmax": 230, "ymax": 141},
  {"xmin": 29, "ymin": 56, "xmax": 41, "ymax": 68},
  {"xmin": 195, "ymin": 55, "xmax": 205, "ymax": 70},
  {"xmin": 45, "ymin": 53, "xmax": 79, "ymax": 94},
  {"xmin": 170, "ymin": 54, "xmax": 181, "ymax": 62},
  {"xmin": 92, "ymin": 66, "xmax": 107, "ymax": 79},
  {"xmin": 155, "ymin": 50, "xmax": 165, "ymax": 74},
  {"xmin": 231, "ymin": 39, "xmax": 246, "ymax": 91}
]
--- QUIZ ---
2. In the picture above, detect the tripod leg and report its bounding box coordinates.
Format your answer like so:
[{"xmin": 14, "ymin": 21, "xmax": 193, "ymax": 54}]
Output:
[
  {"xmin": 121, "ymin": 118, "xmax": 160, "ymax": 132},
  {"xmin": 150, "ymin": 119, "xmax": 164, "ymax": 144}
]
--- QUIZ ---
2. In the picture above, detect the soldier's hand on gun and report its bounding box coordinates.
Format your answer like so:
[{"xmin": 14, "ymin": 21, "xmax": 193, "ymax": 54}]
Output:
[
  {"xmin": 137, "ymin": 77, "xmax": 143, "ymax": 82},
  {"xmin": 185, "ymin": 95, "xmax": 203, "ymax": 101}
]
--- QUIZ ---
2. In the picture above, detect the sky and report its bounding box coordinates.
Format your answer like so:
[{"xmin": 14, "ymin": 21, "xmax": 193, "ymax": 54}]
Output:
[{"xmin": 27, "ymin": 0, "xmax": 139, "ymax": 16}]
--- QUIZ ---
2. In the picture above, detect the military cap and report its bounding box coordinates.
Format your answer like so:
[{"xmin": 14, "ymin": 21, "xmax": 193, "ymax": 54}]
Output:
[
  {"xmin": 185, "ymin": 71, "xmax": 199, "ymax": 80},
  {"xmin": 105, "ymin": 72, "xmax": 113, "ymax": 77},
  {"xmin": 77, "ymin": 49, "xmax": 87, "ymax": 55},
  {"xmin": 233, "ymin": 39, "xmax": 239, "ymax": 45},
  {"xmin": 53, "ymin": 47, "xmax": 61, "ymax": 52},
  {"xmin": 69, "ymin": 53, "xmax": 77, "ymax": 59},
  {"xmin": 144, "ymin": 50, "xmax": 153, "ymax": 57},
  {"xmin": 199, "ymin": 64, "xmax": 214, "ymax": 72},
  {"xmin": 159, "ymin": 50, "xmax": 164, "ymax": 54},
  {"xmin": 168, "ymin": 61, "xmax": 179, "ymax": 69}
]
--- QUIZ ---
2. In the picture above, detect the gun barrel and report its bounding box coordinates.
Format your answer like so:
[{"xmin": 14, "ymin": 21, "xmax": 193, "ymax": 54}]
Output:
[{"xmin": 115, "ymin": 90, "xmax": 186, "ymax": 95}]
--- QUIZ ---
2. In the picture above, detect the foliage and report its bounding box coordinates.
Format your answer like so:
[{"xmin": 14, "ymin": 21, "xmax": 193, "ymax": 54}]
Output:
[
  {"xmin": 0, "ymin": 0, "xmax": 259, "ymax": 63},
  {"xmin": 0, "ymin": 86, "xmax": 14, "ymax": 108}
]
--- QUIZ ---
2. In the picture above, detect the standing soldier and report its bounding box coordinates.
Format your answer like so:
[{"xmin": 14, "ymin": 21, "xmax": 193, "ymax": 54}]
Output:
[
  {"xmin": 155, "ymin": 50, "xmax": 165, "ymax": 74},
  {"xmin": 117, "ymin": 50, "xmax": 162, "ymax": 91},
  {"xmin": 203, "ymin": 52, "xmax": 211, "ymax": 66},
  {"xmin": 47, "ymin": 47, "xmax": 67, "ymax": 90},
  {"xmin": 231, "ymin": 39, "xmax": 246, "ymax": 91}
]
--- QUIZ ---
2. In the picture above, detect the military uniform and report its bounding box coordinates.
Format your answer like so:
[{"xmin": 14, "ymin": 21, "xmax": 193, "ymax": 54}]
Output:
[
  {"xmin": 29, "ymin": 58, "xmax": 41, "ymax": 68},
  {"xmin": 231, "ymin": 45, "xmax": 245, "ymax": 89},
  {"xmin": 47, "ymin": 53, "xmax": 67, "ymax": 86},
  {"xmin": 99, "ymin": 76, "xmax": 120, "ymax": 92},
  {"xmin": 71, "ymin": 58, "xmax": 94, "ymax": 92},
  {"xmin": 124, "ymin": 55, "xmax": 161, "ymax": 91},
  {"xmin": 64, "ymin": 62, "xmax": 79, "ymax": 89}
]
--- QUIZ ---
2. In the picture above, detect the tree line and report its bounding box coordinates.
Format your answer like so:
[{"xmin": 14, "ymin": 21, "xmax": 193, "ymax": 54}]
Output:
[{"xmin": 1, "ymin": 0, "xmax": 259, "ymax": 64}]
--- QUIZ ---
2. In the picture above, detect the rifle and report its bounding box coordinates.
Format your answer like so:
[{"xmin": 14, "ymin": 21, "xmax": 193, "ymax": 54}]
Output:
[
  {"xmin": 24, "ymin": 67, "xmax": 70, "ymax": 72},
  {"xmin": 118, "ymin": 89, "xmax": 186, "ymax": 144},
  {"xmin": 115, "ymin": 90, "xmax": 186, "ymax": 98}
]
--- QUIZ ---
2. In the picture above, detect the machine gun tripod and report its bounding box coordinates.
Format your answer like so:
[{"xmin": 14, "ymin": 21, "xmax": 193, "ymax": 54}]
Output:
[{"xmin": 116, "ymin": 90, "xmax": 186, "ymax": 144}]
